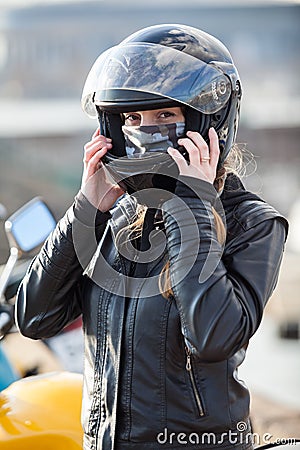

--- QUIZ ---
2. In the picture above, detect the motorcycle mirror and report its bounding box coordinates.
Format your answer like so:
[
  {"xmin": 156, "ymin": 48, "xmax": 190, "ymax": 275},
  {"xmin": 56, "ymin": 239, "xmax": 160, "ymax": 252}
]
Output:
[
  {"xmin": 0, "ymin": 305, "xmax": 14, "ymax": 340},
  {"xmin": 4, "ymin": 197, "xmax": 56, "ymax": 253}
]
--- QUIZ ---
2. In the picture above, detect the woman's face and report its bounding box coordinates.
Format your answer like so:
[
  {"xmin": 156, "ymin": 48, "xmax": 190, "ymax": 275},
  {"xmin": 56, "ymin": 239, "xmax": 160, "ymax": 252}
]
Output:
[{"xmin": 123, "ymin": 107, "xmax": 185, "ymax": 127}]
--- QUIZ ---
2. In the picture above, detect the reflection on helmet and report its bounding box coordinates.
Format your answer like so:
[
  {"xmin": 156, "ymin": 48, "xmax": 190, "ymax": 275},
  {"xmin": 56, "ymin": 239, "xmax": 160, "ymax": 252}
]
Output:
[{"xmin": 81, "ymin": 24, "xmax": 242, "ymax": 193}]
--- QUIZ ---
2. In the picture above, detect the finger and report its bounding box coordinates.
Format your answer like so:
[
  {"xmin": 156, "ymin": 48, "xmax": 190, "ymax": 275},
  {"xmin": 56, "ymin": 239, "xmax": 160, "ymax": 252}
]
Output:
[
  {"xmin": 208, "ymin": 128, "xmax": 220, "ymax": 168},
  {"xmin": 85, "ymin": 134, "xmax": 110, "ymax": 150},
  {"xmin": 84, "ymin": 145, "xmax": 109, "ymax": 170},
  {"xmin": 186, "ymin": 131, "xmax": 210, "ymax": 161},
  {"xmin": 167, "ymin": 147, "xmax": 188, "ymax": 171},
  {"xmin": 92, "ymin": 127, "xmax": 100, "ymax": 138},
  {"xmin": 86, "ymin": 147, "xmax": 109, "ymax": 176},
  {"xmin": 87, "ymin": 135, "xmax": 112, "ymax": 148},
  {"xmin": 84, "ymin": 137, "xmax": 112, "ymax": 162},
  {"xmin": 177, "ymin": 136, "xmax": 201, "ymax": 167},
  {"xmin": 86, "ymin": 132, "xmax": 111, "ymax": 155}
]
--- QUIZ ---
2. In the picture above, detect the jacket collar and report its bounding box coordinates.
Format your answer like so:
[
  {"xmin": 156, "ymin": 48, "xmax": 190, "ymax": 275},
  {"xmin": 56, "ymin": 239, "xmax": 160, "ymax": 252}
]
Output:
[{"xmin": 221, "ymin": 173, "xmax": 265, "ymax": 210}]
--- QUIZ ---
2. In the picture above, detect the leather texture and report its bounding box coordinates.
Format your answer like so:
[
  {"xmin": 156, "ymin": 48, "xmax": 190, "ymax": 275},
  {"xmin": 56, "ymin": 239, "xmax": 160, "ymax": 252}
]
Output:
[{"xmin": 16, "ymin": 174, "xmax": 288, "ymax": 450}]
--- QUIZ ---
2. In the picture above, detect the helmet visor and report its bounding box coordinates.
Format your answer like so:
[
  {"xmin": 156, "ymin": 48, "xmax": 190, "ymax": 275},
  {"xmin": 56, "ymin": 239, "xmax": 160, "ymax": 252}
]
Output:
[{"xmin": 82, "ymin": 43, "xmax": 232, "ymax": 118}]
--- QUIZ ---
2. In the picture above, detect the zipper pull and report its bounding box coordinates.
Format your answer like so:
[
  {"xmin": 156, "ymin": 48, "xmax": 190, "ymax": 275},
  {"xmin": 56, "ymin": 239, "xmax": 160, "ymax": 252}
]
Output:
[{"xmin": 185, "ymin": 347, "xmax": 192, "ymax": 371}]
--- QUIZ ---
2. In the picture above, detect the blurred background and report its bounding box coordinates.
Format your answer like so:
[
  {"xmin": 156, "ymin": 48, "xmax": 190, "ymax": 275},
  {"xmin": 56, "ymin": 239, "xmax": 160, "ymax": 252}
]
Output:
[{"xmin": 0, "ymin": 0, "xmax": 299, "ymax": 441}]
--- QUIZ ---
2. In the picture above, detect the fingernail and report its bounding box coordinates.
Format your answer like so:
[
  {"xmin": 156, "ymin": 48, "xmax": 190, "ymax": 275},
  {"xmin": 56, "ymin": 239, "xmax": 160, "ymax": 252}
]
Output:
[
  {"xmin": 167, "ymin": 147, "xmax": 177, "ymax": 155},
  {"xmin": 168, "ymin": 147, "xmax": 181, "ymax": 158}
]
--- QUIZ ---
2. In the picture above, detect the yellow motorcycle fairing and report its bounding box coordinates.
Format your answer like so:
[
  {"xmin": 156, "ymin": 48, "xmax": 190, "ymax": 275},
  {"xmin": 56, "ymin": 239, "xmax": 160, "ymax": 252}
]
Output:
[{"xmin": 0, "ymin": 371, "xmax": 83, "ymax": 449}]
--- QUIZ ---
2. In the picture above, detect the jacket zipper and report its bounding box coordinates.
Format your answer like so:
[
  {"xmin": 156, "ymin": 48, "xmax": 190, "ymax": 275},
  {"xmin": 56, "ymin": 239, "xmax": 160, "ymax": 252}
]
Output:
[{"xmin": 186, "ymin": 347, "xmax": 205, "ymax": 417}]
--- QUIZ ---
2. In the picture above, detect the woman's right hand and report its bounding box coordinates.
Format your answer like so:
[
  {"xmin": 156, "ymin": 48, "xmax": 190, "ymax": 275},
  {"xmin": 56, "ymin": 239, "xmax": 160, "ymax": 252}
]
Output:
[{"xmin": 81, "ymin": 128, "xmax": 125, "ymax": 212}]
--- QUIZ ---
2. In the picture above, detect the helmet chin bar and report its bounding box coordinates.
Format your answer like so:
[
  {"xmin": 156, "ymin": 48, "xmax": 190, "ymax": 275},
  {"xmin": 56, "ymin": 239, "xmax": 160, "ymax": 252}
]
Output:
[{"xmin": 102, "ymin": 151, "xmax": 179, "ymax": 195}]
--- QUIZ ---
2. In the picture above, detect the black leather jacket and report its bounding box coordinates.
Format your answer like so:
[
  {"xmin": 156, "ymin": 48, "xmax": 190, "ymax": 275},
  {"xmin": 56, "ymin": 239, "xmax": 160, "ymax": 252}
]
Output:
[{"xmin": 16, "ymin": 175, "xmax": 288, "ymax": 450}]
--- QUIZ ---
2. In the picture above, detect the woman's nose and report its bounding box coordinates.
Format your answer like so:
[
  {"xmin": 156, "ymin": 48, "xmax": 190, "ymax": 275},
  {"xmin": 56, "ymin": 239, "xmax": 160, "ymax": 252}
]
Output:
[
  {"xmin": 140, "ymin": 118, "xmax": 151, "ymax": 126},
  {"xmin": 140, "ymin": 113, "xmax": 154, "ymax": 126}
]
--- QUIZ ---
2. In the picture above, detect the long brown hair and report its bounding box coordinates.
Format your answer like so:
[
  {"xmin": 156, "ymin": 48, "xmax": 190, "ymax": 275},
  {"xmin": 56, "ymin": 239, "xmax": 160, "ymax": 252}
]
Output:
[{"xmin": 158, "ymin": 166, "xmax": 228, "ymax": 298}]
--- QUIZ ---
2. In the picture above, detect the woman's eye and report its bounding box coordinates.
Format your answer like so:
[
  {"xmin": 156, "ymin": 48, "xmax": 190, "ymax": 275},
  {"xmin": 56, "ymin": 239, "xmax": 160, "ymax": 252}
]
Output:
[
  {"xmin": 125, "ymin": 114, "xmax": 140, "ymax": 122},
  {"xmin": 159, "ymin": 112, "xmax": 175, "ymax": 119}
]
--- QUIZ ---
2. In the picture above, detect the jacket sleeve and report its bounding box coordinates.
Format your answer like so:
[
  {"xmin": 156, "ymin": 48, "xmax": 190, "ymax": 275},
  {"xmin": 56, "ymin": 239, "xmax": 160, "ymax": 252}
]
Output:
[
  {"xmin": 162, "ymin": 176, "xmax": 288, "ymax": 362},
  {"xmin": 15, "ymin": 191, "xmax": 111, "ymax": 339}
]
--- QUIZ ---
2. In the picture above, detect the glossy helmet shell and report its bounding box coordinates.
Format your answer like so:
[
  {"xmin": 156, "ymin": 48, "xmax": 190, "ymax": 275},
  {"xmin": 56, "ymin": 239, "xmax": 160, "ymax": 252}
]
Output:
[{"xmin": 81, "ymin": 24, "xmax": 242, "ymax": 192}]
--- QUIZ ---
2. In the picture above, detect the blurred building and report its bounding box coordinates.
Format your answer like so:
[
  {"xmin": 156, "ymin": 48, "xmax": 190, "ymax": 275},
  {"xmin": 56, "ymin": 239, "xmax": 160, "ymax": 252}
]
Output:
[
  {"xmin": 0, "ymin": 0, "xmax": 299, "ymax": 259},
  {"xmin": 0, "ymin": 1, "xmax": 299, "ymax": 123}
]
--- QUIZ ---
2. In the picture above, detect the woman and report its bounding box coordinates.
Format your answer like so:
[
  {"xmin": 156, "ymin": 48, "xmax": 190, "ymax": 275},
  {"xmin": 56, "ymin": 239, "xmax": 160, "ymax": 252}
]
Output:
[{"xmin": 16, "ymin": 24, "xmax": 288, "ymax": 449}]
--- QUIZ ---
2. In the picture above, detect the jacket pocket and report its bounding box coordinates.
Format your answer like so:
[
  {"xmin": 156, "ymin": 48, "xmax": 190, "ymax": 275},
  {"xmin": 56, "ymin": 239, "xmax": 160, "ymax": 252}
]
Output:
[{"xmin": 185, "ymin": 347, "xmax": 205, "ymax": 417}]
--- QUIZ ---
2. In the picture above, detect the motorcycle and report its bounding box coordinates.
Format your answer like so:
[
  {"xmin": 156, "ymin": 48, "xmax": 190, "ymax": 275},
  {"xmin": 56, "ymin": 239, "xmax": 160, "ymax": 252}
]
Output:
[
  {"xmin": 0, "ymin": 203, "xmax": 31, "ymax": 390},
  {"xmin": 0, "ymin": 198, "xmax": 84, "ymax": 381},
  {"xmin": 0, "ymin": 196, "xmax": 83, "ymax": 449},
  {"xmin": 0, "ymin": 198, "xmax": 53, "ymax": 388}
]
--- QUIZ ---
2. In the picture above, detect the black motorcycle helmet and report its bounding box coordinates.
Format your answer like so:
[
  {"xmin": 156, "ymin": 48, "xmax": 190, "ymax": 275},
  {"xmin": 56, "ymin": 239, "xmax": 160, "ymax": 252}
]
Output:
[{"xmin": 81, "ymin": 24, "xmax": 242, "ymax": 193}]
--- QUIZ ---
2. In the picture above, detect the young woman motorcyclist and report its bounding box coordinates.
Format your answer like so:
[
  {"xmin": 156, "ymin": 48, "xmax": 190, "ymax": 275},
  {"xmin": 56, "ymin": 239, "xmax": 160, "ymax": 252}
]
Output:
[{"xmin": 16, "ymin": 24, "xmax": 288, "ymax": 450}]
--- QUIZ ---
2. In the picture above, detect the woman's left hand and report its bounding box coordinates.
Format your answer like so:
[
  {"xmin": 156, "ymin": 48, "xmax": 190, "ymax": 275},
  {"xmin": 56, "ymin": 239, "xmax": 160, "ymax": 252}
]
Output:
[{"xmin": 167, "ymin": 128, "xmax": 220, "ymax": 184}]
